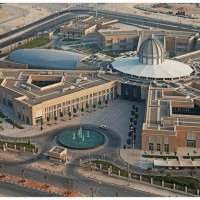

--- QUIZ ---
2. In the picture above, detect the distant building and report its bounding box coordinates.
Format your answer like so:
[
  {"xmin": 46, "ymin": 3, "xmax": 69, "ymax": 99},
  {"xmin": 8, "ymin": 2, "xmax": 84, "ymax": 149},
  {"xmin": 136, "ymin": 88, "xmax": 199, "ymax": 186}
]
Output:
[
  {"xmin": 97, "ymin": 30, "xmax": 139, "ymax": 52},
  {"xmin": 62, "ymin": 15, "xmax": 118, "ymax": 39}
]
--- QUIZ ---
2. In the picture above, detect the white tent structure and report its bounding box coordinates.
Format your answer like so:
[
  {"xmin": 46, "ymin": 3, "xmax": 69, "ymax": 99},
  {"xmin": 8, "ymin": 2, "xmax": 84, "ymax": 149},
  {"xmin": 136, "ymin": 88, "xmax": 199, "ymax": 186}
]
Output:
[{"xmin": 112, "ymin": 38, "xmax": 193, "ymax": 80}]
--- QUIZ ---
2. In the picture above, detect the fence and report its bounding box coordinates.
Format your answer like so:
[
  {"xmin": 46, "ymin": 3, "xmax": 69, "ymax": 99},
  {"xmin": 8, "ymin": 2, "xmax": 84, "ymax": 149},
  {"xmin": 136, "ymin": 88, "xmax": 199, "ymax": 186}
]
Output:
[{"xmin": 82, "ymin": 159, "xmax": 200, "ymax": 196}]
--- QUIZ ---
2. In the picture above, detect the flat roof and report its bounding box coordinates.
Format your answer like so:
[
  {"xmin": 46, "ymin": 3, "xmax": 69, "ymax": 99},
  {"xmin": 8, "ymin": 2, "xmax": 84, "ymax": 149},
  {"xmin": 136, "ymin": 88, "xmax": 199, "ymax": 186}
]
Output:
[{"xmin": 1, "ymin": 70, "xmax": 110, "ymax": 106}]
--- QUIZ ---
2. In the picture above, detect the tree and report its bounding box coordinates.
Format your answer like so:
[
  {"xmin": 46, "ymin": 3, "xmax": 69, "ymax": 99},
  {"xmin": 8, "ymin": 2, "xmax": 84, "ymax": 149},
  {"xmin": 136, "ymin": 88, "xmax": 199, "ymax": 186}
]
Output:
[
  {"xmin": 81, "ymin": 107, "xmax": 84, "ymax": 115},
  {"xmin": 135, "ymin": 113, "xmax": 139, "ymax": 119},
  {"xmin": 21, "ymin": 169, "xmax": 25, "ymax": 180},
  {"xmin": 131, "ymin": 110, "xmax": 135, "ymax": 116},
  {"xmin": 130, "ymin": 118, "xmax": 133, "ymax": 123},
  {"xmin": 54, "ymin": 115, "xmax": 58, "ymax": 124},
  {"xmin": 44, "ymin": 174, "xmax": 48, "ymax": 185},
  {"xmin": 98, "ymin": 100, "xmax": 102, "ymax": 107},
  {"xmin": 68, "ymin": 112, "xmax": 72, "ymax": 120},
  {"xmin": 40, "ymin": 117, "xmax": 43, "ymax": 130},
  {"xmin": 60, "ymin": 112, "xmax": 64, "ymax": 121},
  {"xmin": 46, "ymin": 116, "xmax": 50, "ymax": 125},
  {"xmin": 93, "ymin": 104, "xmax": 96, "ymax": 111},
  {"xmin": 105, "ymin": 99, "xmax": 108, "ymax": 106},
  {"xmin": 73, "ymin": 108, "xmax": 77, "ymax": 117},
  {"xmin": 86, "ymin": 103, "xmax": 89, "ymax": 111}
]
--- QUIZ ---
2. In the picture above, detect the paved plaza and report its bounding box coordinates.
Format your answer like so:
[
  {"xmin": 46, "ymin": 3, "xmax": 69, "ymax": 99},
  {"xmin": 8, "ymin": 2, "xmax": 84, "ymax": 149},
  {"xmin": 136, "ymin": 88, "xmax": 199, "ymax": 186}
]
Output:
[{"xmin": 0, "ymin": 100, "xmax": 145, "ymax": 150}]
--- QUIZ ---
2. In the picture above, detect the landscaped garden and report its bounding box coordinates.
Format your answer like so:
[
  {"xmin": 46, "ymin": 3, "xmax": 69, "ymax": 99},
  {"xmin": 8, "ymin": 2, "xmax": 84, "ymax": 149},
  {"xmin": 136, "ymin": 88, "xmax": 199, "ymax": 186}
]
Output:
[
  {"xmin": 20, "ymin": 36, "xmax": 50, "ymax": 49},
  {"xmin": 86, "ymin": 159, "xmax": 200, "ymax": 193},
  {"xmin": 0, "ymin": 140, "xmax": 38, "ymax": 153}
]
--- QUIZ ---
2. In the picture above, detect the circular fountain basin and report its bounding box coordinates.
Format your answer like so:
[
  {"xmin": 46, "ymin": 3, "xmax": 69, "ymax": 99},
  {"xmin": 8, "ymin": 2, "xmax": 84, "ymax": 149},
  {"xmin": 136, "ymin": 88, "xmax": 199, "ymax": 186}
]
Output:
[{"xmin": 57, "ymin": 126, "xmax": 105, "ymax": 150}]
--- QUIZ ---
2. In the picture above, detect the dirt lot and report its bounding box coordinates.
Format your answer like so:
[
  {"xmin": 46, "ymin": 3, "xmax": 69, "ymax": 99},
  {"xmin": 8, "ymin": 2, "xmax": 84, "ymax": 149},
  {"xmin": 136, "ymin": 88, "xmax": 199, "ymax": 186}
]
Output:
[
  {"xmin": 0, "ymin": 4, "xmax": 65, "ymax": 34},
  {"xmin": 97, "ymin": 3, "xmax": 200, "ymax": 26}
]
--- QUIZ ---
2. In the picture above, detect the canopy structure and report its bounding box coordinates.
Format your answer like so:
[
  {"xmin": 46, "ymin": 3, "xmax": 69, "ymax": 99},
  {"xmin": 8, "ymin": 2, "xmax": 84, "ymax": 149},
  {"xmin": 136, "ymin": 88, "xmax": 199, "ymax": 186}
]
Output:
[
  {"xmin": 8, "ymin": 49, "xmax": 82, "ymax": 70},
  {"xmin": 112, "ymin": 38, "xmax": 193, "ymax": 80}
]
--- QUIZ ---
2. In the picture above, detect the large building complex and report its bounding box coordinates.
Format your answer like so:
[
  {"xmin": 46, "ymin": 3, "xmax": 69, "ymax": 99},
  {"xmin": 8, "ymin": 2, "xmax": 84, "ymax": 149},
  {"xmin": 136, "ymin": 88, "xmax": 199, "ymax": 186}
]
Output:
[
  {"xmin": 0, "ymin": 70, "xmax": 118, "ymax": 125},
  {"xmin": 1, "ymin": 32, "xmax": 200, "ymax": 156}
]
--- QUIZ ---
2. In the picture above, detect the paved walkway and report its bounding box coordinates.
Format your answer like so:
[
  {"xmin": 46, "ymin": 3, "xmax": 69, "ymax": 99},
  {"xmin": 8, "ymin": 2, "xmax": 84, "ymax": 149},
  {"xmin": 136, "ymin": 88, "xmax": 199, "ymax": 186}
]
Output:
[
  {"xmin": 0, "ymin": 100, "xmax": 133, "ymax": 143},
  {"xmin": 120, "ymin": 149, "xmax": 153, "ymax": 169},
  {"xmin": 78, "ymin": 168, "xmax": 188, "ymax": 197}
]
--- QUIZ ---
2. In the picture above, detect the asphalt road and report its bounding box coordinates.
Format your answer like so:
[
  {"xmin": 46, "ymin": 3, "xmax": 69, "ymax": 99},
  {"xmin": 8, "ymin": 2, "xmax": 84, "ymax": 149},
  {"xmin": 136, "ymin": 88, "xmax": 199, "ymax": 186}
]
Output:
[
  {"xmin": 0, "ymin": 182, "xmax": 56, "ymax": 197},
  {"xmin": 0, "ymin": 160, "xmax": 154, "ymax": 197},
  {"xmin": 0, "ymin": 6, "xmax": 199, "ymax": 49}
]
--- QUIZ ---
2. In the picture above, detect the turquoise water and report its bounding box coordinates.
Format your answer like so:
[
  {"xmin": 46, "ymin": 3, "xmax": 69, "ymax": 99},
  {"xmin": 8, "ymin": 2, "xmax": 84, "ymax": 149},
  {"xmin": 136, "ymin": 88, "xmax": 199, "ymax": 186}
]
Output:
[{"xmin": 57, "ymin": 127, "xmax": 105, "ymax": 149}]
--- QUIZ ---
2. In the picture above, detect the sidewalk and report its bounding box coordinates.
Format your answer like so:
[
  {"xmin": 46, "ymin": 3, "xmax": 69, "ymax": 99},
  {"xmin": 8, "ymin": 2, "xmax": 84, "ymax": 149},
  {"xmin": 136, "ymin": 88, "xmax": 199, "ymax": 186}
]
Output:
[{"xmin": 78, "ymin": 168, "xmax": 189, "ymax": 197}]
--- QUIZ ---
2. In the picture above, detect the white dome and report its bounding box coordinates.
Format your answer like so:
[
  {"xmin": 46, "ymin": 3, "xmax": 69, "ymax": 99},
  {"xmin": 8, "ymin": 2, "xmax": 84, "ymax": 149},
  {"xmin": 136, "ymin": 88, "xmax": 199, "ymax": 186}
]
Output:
[{"xmin": 138, "ymin": 38, "xmax": 165, "ymax": 65}]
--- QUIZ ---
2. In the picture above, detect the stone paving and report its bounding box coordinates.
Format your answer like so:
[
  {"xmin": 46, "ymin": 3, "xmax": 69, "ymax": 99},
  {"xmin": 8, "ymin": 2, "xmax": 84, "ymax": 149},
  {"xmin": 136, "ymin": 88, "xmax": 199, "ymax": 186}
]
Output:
[{"xmin": 0, "ymin": 100, "xmax": 135, "ymax": 148}]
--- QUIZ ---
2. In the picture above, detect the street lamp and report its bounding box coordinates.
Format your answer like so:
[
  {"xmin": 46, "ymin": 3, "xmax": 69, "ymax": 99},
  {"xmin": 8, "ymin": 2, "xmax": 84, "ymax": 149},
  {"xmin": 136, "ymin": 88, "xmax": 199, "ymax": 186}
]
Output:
[
  {"xmin": 127, "ymin": 162, "xmax": 130, "ymax": 186},
  {"xmin": 90, "ymin": 187, "xmax": 94, "ymax": 197}
]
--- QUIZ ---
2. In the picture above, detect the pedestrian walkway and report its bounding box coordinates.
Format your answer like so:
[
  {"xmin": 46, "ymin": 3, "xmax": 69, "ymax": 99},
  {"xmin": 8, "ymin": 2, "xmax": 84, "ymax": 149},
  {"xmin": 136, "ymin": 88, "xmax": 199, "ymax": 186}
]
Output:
[
  {"xmin": 0, "ymin": 100, "xmax": 132, "ymax": 141},
  {"xmin": 120, "ymin": 149, "xmax": 153, "ymax": 169},
  {"xmin": 78, "ymin": 168, "xmax": 189, "ymax": 197}
]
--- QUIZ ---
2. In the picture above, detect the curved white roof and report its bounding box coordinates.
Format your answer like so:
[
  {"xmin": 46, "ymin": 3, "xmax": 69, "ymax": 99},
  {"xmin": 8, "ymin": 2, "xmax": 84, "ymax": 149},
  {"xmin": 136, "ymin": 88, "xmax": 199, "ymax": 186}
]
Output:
[
  {"xmin": 8, "ymin": 49, "xmax": 82, "ymax": 70},
  {"xmin": 112, "ymin": 56, "xmax": 193, "ymax": 79}
]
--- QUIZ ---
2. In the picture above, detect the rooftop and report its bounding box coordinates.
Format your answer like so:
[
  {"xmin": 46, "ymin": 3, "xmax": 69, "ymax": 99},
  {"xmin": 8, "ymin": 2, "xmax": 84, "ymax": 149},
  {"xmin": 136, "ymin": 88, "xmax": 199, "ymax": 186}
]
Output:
[{"xmin": 0, "ymin": 70, "xmax": 110, "ymax": 106}]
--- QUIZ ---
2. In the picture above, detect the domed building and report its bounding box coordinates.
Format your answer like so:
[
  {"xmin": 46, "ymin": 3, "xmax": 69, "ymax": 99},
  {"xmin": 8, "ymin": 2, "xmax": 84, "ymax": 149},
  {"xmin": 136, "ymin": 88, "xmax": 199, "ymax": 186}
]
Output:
[
  {"xmin": 8, "ymin": 49, "xmax": 82, "ymax": 70},
  {"xmin": 112, "ymin": 37, "xmax": 193, "ymax": 80}
]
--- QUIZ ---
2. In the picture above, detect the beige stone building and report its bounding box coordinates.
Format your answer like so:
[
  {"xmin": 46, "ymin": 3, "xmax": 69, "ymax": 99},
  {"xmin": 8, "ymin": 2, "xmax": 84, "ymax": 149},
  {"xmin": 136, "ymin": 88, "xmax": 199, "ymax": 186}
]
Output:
[
  {"xmin": 97, "ymin": 30, "xmax": 139, "ymax": 52},
  {"xmin": 0, "ymin": 70, "xmax": 118, "ymax": 125},
  {"xmin": 142, "ymin": 85, "xmax": 200, "ymax": 154}
]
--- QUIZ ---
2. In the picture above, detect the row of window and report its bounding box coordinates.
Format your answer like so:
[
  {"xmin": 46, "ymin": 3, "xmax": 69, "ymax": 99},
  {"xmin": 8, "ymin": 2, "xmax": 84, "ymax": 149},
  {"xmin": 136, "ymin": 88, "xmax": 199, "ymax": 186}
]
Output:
[
  {"xmin": 149, "ymin": 143, "xmax": 169, "ymax": 152},
  {"xmin": 149, "ymin": 140, "xmax": 197, "ymax": 152},
  {"xmin": 44, "ymin": 89, "xmax": 114, "ymax": 114}
]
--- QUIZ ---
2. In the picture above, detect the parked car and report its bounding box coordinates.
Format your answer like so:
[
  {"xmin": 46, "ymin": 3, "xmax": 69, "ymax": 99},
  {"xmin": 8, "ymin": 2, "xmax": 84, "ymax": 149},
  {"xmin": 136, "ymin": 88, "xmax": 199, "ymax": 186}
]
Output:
[{"xmin": 99, "ymin": 124, "xmax": 108, "ymax": 129}]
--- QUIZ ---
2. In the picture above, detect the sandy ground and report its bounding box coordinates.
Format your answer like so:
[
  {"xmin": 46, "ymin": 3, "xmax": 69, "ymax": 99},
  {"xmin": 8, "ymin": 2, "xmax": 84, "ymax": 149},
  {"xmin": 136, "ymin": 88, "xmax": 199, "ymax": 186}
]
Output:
[
  {"xmin": 97, "ymin": 3, "xmax": 200, "ymax": 26},
  {"xmin": 26, "ymin": 160, "xmax": 66, "ymax": 176},
  {"xmin": 0, "ymin": 4, "xmax": 66, "ymax": 34}
]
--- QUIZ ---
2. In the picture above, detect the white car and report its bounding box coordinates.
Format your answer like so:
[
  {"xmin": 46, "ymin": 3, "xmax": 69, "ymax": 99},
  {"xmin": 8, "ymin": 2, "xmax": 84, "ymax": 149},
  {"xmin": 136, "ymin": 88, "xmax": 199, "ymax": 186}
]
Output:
[{"xmin": 99, "ymin": 124, "xmax": 108, "ymax": 129}]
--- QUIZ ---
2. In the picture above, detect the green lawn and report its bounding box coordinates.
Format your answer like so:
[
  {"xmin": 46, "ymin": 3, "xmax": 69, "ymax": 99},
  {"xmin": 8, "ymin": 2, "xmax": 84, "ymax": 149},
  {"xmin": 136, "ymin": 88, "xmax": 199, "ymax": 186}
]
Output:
[
  {"xmin": 0, "ymin": 140, "xmax": 38, "ymax": 153},
  {"xmin": 21, "ymin": 36, "xmax": 50, "ymax": 49}
]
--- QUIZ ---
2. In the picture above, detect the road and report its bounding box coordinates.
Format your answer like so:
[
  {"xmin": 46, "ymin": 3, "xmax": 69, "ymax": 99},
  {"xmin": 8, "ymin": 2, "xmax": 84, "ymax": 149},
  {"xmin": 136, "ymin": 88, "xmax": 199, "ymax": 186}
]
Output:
[
  {"xmin": 0, "ymin": 6, "xmax": 199, "ymax": 50},
  {"xmin": 0, "ymin": 182, "xmax": 56, "ymax": 197},
  {"xmin": 0, "ymin": 158, "xmax": 153, "ymax": 197}
]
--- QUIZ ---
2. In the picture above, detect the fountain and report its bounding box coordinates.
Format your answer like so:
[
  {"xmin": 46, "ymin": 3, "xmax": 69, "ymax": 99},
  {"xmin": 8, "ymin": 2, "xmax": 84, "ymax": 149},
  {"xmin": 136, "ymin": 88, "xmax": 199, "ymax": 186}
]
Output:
[{"xmin": 57, "ymin": 126, "xmax": 105, "ymax": 150}]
